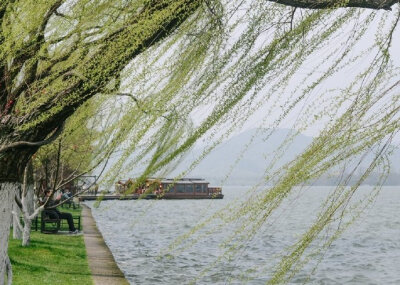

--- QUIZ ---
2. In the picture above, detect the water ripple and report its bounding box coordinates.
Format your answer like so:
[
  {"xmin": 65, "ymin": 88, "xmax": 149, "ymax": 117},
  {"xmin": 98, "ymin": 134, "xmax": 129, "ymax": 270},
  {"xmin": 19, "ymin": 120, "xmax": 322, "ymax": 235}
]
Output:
[{"xmin": 87, "ymin": 186, "xmax": 400, "ymax": 284}]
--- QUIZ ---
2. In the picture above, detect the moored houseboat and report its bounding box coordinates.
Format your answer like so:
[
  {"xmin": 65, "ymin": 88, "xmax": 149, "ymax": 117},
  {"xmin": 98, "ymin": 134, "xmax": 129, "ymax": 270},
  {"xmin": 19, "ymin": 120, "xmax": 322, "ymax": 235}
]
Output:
[{"xmin": 115, "ymin": 177, "xmax": 223, "ymax": 199}]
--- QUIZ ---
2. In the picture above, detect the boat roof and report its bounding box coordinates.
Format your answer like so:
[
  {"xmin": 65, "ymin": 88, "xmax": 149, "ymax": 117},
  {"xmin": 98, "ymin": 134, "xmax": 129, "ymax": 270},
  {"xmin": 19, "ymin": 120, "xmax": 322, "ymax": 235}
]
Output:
[
  {"xmin": 148, "ymin": 178, "xmax": 209, "ymax": 184},
  {"xmin": 117, "ymin": 178, "xmax": 209, "ymax": 184},
  {"xmin": 165, "ymin": 180, "xmax": 208, "ymax": 184}
]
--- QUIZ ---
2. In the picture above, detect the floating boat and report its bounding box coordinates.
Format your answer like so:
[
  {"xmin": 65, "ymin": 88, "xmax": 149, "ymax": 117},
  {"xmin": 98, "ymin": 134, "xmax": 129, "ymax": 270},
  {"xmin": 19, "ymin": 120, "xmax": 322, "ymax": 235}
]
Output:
[{"xmin": 79, "ymin": 178, "xmax": 223, "ymax": 201}]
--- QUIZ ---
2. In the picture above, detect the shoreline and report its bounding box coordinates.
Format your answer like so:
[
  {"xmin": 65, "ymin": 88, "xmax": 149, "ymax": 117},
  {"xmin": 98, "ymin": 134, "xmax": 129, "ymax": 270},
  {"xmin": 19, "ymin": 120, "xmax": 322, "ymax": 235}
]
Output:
[{"xmin": 82, "ymin": 204, "xmax": 129, "ymax": 285}]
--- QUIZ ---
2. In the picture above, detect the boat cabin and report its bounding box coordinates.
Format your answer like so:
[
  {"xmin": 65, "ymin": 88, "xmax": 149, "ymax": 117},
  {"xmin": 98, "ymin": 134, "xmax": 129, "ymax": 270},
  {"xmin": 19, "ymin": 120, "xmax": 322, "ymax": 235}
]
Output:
[{"xmin": 115, "ymin": 177, "xmax": 223, "ymax": 199}]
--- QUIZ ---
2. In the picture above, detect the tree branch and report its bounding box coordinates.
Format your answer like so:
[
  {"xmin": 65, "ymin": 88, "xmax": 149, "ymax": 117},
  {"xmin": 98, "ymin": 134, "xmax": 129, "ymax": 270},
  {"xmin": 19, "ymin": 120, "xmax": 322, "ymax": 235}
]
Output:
[
  {"xmin": 270, "ymin": 0, "xmax": 399, "ymax": 10},
  {"xmin": 0, "ymin": 122, "xmax": 64, "ymax": 153},
  {"xmin": 51, "ymin": 139, "xmax": 62, "ymax": 193},
  {"xmin": 27, "ymin": 205, "xmax": 44, "ymax": 221},
  {"xmin": 11, "ymin": 210, "xmax": 23, "ymax": 233},
  {"xmin": 56, "ymin": 161, "xmax": 83, "ymax": 189},
  {"xmin": 6, "ymin": 1, "xmax": 66, "ymax": 89},
  {"xmin": 14, "ymin": 194, "xmax": 22, "ymax": 209},
  {"xmin": 20, "ymin": 0, "xmax": 202, "ymax": 132},
  {"xmin": 48, "ymin": 154, "xmax": 111, "ymax": 209},
  {"xmin": 115, "ymin": 93, "xmax": 171, "ymax": 120}
]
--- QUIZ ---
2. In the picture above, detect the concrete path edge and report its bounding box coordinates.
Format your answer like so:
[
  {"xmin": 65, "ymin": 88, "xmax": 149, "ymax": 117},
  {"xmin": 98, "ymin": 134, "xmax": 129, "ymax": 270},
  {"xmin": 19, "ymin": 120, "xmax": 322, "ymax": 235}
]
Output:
[{"xmin": 82, "ymin": 204, "xmax": 130, "ymax": 285}]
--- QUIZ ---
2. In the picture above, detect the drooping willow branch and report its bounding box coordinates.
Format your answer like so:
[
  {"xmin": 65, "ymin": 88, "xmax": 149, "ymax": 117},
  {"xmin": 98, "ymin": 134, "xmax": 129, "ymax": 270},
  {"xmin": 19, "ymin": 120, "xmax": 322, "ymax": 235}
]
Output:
[{"xmin": 115, "ymin": 93, "xmax": 173, "ymax": 120}]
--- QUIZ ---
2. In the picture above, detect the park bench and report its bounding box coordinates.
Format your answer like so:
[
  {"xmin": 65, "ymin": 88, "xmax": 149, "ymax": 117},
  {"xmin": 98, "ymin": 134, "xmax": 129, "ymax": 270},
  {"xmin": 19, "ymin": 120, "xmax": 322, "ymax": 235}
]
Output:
[
  {"xmin": 38, "ymin": 209, "xmax": 81, "ymax": 234},
  {"xmin": 40, "ymin": 209, "xmax": 60, "ymax": 233}
]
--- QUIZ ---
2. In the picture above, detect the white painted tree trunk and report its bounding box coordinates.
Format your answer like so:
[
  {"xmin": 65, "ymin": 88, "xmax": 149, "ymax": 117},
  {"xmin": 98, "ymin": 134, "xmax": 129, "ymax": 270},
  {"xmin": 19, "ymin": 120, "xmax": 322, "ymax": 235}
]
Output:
[
  {"xmin": 12, "ymin": 184, "xmax": 42, "ymax": 247},
  {"xmin": 0, "ymin": 182, "xmax": 18, "ymax": 285},
  {"xmin": 21, "ymin": 218, "xmax": 32, "ymax": 247},
  {"xmin": 12, "ymin": 201, "xmax": 22, "ymax": 240},
  {"xmin": 22, "ymin": 184, "xmax": 34, "ymax": 215},
  {"xmin": 21, "ymin": 184, "xmax": 35, "ymax": 246}
]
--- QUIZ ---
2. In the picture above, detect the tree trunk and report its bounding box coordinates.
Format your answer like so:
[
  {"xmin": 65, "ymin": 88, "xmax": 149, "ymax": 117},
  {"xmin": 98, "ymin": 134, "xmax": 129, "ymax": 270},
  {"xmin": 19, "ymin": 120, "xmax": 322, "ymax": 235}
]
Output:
[
  {"xmin": 21, "ymin": 217, "xmax": 32, "ymax": 247},
  {"xmin": 22, "ymin": 183, "xmax": 34, "ymax": 215},
  {"xmin": 0, "ymin": 182, "xmax": 17, "ymax": 285},
  {"xmin": 12, "ymin": 200, "xmax": 22, "ymax": 240},
  {"xmin": 10, "ymin": 183, "xmax": 42, "ymax": 247},
  {"xmin": 0, "ymin": 150, "xmax": 30, "ymax": 283},
  {"xmin": 21, "ymin": 183, "xmax": 35, "ymax": 246}
]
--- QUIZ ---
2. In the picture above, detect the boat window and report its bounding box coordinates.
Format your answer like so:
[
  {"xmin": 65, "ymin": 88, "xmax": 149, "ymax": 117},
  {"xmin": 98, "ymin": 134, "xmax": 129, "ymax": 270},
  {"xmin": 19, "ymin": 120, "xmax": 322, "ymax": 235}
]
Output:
[
  {"xmin": 163, "ymin": 183, "xmax": 174, "ymax": 192},
  {"xmin": 202, "ymin": 184, "xmax": 208, "ymax": 193},
  {"xmin": 195, "ymin": 184, "xmax": 202, "ymax": 193},
  {"xmin": 185, "ymin": 184, "xmax": 194, "ymax": 193},
  {"xmin": 177, "ymin": 184, "xmax": 185, "ymax": 193}
]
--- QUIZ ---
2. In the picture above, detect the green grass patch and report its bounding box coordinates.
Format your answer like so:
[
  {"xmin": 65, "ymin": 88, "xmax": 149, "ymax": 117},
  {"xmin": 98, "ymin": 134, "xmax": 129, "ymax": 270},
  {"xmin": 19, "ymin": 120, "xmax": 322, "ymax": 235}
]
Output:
[{"xmin": 9, "ymin": 206, "xmax": 92, "ymax": 285}]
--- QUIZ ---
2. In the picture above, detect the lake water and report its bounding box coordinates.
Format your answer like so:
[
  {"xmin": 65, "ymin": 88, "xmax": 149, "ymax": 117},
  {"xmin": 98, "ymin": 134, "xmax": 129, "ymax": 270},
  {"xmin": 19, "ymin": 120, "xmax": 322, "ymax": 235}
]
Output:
[{"xmin": 86, "ymin": 186, "xmax": 400, "ymax": 284}]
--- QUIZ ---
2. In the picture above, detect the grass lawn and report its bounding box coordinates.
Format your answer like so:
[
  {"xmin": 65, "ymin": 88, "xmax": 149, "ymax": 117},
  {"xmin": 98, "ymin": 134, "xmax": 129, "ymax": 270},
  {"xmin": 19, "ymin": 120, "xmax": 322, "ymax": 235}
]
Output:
[{"xmin": 8, "ymin": 206, "xmax": 93, "ymax": 285}]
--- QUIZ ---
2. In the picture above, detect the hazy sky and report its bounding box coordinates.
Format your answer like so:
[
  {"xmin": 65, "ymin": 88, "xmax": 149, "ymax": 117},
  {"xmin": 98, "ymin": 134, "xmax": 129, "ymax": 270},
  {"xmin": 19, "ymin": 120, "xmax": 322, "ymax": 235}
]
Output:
[{"xmin": 235, "ymin": 13, "xmax": 400, "ymax": 144}]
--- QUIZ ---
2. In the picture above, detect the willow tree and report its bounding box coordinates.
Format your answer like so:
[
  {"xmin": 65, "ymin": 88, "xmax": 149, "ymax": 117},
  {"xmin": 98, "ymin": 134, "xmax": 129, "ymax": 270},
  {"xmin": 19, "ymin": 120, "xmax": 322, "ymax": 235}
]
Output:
[
  {"xmin": 0, "ymin": 1, "xmax": 201, "ymax": 283},
  {"xmin": 12, "ymin": 98, "xmax": 108, "ymax": 247},
  {"xmin": 0, "ymin": 0, "xmax": 399, "ymax": 284}
]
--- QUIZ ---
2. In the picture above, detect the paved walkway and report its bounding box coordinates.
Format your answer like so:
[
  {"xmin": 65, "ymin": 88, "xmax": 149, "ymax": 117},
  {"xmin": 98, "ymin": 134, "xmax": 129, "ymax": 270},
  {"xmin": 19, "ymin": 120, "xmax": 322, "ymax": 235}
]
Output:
[{"xmin": 82, "ymin": 205, "xmax": 130, "ymax": 285}]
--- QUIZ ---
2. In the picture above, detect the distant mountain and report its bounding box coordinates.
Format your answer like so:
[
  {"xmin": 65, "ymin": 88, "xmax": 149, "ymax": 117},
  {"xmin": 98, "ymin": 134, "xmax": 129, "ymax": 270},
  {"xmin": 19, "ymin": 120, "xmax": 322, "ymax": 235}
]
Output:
[
  {"xmin": 171, "ymin": 128, "xmax": 312, "ymax": 185},
  {"xmin": 170, "ymin": 128, "xmax": 400, "ymax": 186}
]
